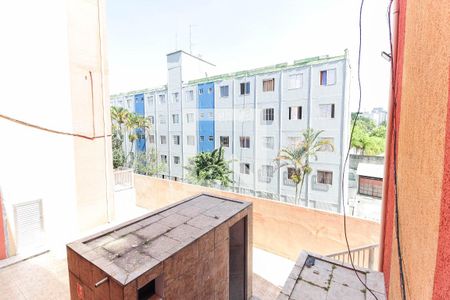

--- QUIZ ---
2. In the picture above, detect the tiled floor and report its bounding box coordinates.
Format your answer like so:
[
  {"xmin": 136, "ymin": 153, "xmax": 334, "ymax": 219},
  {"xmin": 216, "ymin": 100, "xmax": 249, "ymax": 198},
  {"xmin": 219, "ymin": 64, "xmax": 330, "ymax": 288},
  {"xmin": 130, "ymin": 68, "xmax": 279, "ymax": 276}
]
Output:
[{"xmin": 0, "ymin": 251, "xmax": 281, "ymax": 300}]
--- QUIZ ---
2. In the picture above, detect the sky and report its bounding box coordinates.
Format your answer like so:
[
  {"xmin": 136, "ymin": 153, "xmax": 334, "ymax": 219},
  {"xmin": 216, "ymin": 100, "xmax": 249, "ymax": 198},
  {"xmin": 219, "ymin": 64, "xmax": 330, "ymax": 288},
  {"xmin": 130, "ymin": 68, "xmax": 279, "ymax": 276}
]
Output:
[{"xmin": 106, "ymin": 0, "xmax": 392, "ymax": 112}]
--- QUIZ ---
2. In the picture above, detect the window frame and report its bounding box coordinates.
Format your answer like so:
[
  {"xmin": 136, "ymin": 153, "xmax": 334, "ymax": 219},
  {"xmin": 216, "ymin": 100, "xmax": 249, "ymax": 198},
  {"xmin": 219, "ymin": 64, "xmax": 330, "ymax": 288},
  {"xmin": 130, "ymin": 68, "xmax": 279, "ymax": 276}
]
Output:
[
  {"xmin": 239, "ymin": 136, "xmax": 251, "ymax": 148},
  {"xmin": 240, "ymin": 163, "xmax": 251, "ymax": 175},
  {"xmin": 262, "ymin": 108, "xmax": 275, "ymax": 122},
  {"xmin": 220, "ymin": 85, "xmax": 229, "ymax": 97},
  {"xmin": 220, "ymin": 136, "xmax": 230, "ymax": 147},
  {"xmin": 288, "ymin": 73, "xmax": 303, "ymax": 89},
  {"xmin": 317, "ymin": 170, "xmax": 333, "ymax": 185},
  {"xmin": 262, "ymin": 78, "xmax": 275, "ymax": 92}
]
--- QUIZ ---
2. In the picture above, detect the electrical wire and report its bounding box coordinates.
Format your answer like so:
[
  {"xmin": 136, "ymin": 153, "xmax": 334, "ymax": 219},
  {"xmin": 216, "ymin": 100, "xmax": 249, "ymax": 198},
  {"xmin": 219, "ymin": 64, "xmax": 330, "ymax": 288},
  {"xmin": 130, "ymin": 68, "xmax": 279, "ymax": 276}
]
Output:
[
  {"xmin": 387, "ymin": 0, "xmax": 407, "ymax": 298},
  {"xmin": 340, "ymin": 0, "xmax": 380, "ymax": 299},
  {"xmin": 0, "ymin": 113, "xmax": 111, "ymax": 140}
]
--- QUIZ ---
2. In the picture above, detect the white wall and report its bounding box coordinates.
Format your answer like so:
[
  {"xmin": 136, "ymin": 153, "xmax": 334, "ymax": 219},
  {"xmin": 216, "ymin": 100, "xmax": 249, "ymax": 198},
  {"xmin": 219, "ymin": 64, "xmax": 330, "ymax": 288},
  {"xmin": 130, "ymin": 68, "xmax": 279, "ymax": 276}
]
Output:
[{"xmin": 0, "ymin": 0, "xmax": 78, "ymax": 252}]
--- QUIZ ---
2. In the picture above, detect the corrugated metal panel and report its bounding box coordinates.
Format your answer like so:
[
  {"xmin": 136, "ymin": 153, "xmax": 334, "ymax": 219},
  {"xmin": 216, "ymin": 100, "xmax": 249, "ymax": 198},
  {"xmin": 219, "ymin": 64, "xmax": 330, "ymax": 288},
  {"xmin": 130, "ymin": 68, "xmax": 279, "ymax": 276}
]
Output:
[{"xmin": 13, "ymin": 199, "xmax": 44, "ymax": 254}]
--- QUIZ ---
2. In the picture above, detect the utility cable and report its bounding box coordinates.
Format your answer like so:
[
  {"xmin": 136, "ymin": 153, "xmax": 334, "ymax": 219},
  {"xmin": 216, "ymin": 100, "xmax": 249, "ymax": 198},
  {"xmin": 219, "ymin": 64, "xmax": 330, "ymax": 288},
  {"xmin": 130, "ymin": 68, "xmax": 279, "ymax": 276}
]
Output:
[
  {"xmin": 340, "ymin": 0, "xmax": 380, "ymax": 299},
  {"xmin": 0, "ymin": 113, "xmax": 110, "ymax": 140}
]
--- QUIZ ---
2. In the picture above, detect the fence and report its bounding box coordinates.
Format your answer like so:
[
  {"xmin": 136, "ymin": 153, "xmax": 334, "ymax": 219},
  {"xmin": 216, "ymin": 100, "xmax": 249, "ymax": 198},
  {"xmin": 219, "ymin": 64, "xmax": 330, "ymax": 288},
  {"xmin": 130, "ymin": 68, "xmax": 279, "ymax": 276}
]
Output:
[
  {"xmin": 113, "ymin": 168, "xmax": 134, "ymax": 191},
  {"xmin": 327, "ymin": 244, "xmax": 378, "ymax": 270}
]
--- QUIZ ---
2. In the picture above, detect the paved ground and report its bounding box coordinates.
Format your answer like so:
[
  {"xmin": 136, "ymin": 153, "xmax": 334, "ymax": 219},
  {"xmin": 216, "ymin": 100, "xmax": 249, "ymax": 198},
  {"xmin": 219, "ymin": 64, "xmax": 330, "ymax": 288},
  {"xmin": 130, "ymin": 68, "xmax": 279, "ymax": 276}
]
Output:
[{"xmin": 0, "ymin": 248, "xmax": 284, "ymax": 300}]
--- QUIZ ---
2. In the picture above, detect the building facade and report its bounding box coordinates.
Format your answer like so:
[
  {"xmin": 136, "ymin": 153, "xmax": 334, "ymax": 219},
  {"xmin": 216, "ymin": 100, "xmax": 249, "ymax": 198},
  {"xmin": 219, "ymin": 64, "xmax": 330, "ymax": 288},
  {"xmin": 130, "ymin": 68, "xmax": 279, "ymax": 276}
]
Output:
[{"xmin": 111, "ymin": 50, "xmax": 350, "ymax": 212}]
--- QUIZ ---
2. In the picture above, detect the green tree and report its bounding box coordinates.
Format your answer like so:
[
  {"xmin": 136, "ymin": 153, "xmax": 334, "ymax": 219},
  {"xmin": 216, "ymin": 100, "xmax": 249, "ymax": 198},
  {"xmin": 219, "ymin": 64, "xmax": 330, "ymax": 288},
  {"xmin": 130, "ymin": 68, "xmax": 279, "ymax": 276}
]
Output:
[
  {"xmin": 350, "ymin": 114, "xmax": 386, "ymax": 155},
  {"xmin": 134, "ymin": 148, "xmax": 166, "ymax": 176},
  {"xmin": 275, "ymin": 129, "xmax": 333, "ymax": 204},
  {"xmin": 185, "ymin": 147, "xmax": 233, "ymax": 187},
  {"xmin": 111, "ymin": 106, "xmax": 130, "ymax": 169}
]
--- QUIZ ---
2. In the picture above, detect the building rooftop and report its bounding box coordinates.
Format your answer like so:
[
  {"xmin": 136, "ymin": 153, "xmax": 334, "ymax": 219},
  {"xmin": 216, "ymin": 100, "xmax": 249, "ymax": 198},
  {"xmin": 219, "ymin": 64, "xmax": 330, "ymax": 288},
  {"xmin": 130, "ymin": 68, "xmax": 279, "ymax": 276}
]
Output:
[
  {"xmin": 110, "ymin": 53, "xmax": 346, "ymax": 98},
  {"xmin": 278, "ymin": 251, "xmax": 386, "ymax": 300},
  {"xmin": 67, "ymin": 194, "xmax": 250, "ymax": 285},
  {"xmin": 357, "ymin": 163, "xmax": 384, "ymax": 179}
]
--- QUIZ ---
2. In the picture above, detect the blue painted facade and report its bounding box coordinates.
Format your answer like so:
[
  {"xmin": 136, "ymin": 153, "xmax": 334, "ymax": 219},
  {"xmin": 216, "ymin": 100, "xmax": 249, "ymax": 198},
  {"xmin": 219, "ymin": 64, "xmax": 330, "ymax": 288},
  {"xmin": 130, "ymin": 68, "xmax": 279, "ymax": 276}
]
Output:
[
  {"xmin": 197, "ymin": 82, "xmax": 215, "ymax": 152},
  {"xmin": 134, "ymin": 93, "xmax": 146, "ymax": 153}
]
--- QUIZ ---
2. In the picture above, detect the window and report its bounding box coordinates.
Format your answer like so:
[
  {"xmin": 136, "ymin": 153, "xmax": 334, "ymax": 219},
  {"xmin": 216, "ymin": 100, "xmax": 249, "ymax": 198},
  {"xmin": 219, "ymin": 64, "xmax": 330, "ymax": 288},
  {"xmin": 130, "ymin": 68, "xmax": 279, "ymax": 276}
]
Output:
[
  {"xmin": 261, "ymin": 165, "xmax": 274, "ymax": 178},
  {"xmin": 147, "ymin": 96, "xmax": 154, "ymax": 106},
  {"xmin": 160, "ymin": 135, "xmax": 167, "ymax": 144},
  {"xmin": 262, "ymin": 136, "xmax": 274, "ymax": 149},
  {"xmin": 172, "ymin": 114, "xmax": 180, "ymax": 124},
  {"xmin": 240, "ymin": 163, "xmax": 251, "ymax": 175},
  {"xmin": 288, "ymin": 74, "xmax": 303, "ymax": 89},
  {"xmin": 287, "ymin": 167, "xmax": 296, "ymax": 180},
  {"xmin": 173, "ymin": 135, "xmax": 180, "ymax": 145},
  {"xmin": 199, "ymin": 88, "xmax": 203, "ymax": 95},
  {"xmin": 208, "ymin": 136, "xmax": 214, "ymax": 141},
  {"xmin": 187, "ymin": 135, "xmax": 195, "ymax": 145},
  {"xmin": 200, "ymin": 136, "xmax": 205, "ymax": 142},
  {"xmin": 208, "ymin": 87, "xmax": 213, "ymax": 94},
  {"xmin": 149, "ymin": 135, "xmax": 155, "ymax": 144},
  {"xmin": 220, "ymin": 85, "xmax": 229, "ymax": 97},
  {"xmin": 288, "ymin": 136, "xmax": 301, "ymax": 146},
  {"xmin": 319, "ymin": 104, "xmax": 336, "ymax": 118},
  {"xmin": 149, "ymin": 116, "xmax": 155, "ymax": 124},
  {"xmin": 317, "ymin": 171, "xmax": 333, "ymax": 185},
  {"xmin": 320, "ymin": 69, "xmax": 336, "ymax": 86},
  {"xmin": 159, "ymin": 94, "xmax": 166, "ymax": 104},
  {"xmin": 318, "ymin": 138, "xmax": 334, "ymax": 152},
  {"xmin": 240, "ymin": 82, "xmax": 250, "ymax": 95},
  {"xmin": 173, "ymin": 156, "xmax": 180, "ymax": 164},
  {"xmin": 288, "ymin": 106, "xmax": 302, "ymax": 120},
  {"xmin": 263, "ymin": 78, "xmax": 275, "ymax": 92},
  {"xmin": 262, "ymin": 108, "xmax": 275, "ymax": 122},
  {"xmin": 160, "ymin": 155, "xmax": 167, "ymax": 163},
  {"xmin": 186, "ymin": 90, "xmax": 194, "ymax": 102},
  {"xmin": 186, "ymin": 113, "xmax": 195, "ymax": 123},
  {"xmin": 240, "ymin": 136, "xmax": 250, "ymax": 148},
  {"xmin": 220, "ymin": 136, "xmax": 230, "ymax": 147},
  {"xmin": 159, "ymin": 115, "xmax": 166, "ymax": 124},
  {"xmin": 172, "ymin": 92, "xmax": 179, "ymax": 103}
]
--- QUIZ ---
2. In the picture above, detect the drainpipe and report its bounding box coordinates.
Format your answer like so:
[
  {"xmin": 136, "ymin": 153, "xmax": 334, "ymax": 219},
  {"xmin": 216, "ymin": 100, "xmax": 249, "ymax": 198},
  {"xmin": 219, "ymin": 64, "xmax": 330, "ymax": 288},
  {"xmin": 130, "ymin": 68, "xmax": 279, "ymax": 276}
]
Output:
[{"xmin": 379, "ymin": 0, "xmax": 400, "ymax": 272}]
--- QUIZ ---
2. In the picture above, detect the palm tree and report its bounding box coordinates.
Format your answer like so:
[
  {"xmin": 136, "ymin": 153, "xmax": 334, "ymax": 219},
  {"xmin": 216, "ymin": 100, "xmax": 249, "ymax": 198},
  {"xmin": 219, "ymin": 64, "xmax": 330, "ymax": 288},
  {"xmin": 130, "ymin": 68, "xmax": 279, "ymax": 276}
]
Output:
[
  {"xmin": 185, "ymin": 147, "xmax": 233, "ymax": 187},
  {"xmin": 274, "ymin": 128, "xmax": 334, "ymax": 204},
  {"xmin": 111, "ymin": 107, "xmax": 130, "ymax": 169},
  {"xmin": 111, "ymin": 106, "xmax": 130, "ymax": 132}
]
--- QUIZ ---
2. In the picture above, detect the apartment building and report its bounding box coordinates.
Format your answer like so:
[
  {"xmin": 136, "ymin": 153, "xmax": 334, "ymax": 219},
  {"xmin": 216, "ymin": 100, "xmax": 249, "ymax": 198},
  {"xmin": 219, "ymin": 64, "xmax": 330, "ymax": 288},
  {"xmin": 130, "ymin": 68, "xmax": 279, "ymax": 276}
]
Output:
[{"xmin": 111, "ymin": 50, "xmax": 350, "ymax": 212}]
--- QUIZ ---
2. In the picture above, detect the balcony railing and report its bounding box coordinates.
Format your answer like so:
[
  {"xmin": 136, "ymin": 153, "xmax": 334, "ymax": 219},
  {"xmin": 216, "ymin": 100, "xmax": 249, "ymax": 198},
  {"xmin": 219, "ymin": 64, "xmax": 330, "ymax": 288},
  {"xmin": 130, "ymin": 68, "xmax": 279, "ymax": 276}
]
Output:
[
  {"xmin": 326, "ymin": 244, "xmax": 378, "ymax": 270},
  {"xmin": 113, "ymin": 168, "xmax": 134, "ymax": 191}
]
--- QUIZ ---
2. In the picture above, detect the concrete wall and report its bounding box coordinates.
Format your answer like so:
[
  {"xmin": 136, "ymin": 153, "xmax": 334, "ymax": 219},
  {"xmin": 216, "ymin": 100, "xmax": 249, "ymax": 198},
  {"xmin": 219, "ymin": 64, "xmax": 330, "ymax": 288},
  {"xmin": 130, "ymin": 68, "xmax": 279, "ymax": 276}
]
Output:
[
  {"xmin": 0, "ymin": 0, "xmax": 113, "ymax": 253},
  {"xmin": 134, "ymin": 175, "xmax": 380, "ymax": 262},
  {"xmin": 381, "ymin": 0, "xmax": 450, "ymax": 299}
]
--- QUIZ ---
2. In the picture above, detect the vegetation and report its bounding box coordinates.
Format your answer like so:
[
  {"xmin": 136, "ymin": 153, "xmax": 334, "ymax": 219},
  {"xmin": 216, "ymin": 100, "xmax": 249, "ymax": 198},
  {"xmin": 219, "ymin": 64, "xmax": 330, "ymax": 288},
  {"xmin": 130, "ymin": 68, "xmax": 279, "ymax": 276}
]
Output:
[
  {"xmin": 133, "ymin": 148, "xmax": 166, "ymax": 176},
  {"xmin": 350, "ymin": 113, "xmax": 386, "ymax": 155},
  {"xmin": 110, "ymin": 106, "xmax": 159, "ymax": 174},
  {"xmin": 184, "ymin": 147, "xmax": 233, "ymax": 187},
  {"xmin": 274, "ymin": 128, "xmax": 333, "ymax": 204}
]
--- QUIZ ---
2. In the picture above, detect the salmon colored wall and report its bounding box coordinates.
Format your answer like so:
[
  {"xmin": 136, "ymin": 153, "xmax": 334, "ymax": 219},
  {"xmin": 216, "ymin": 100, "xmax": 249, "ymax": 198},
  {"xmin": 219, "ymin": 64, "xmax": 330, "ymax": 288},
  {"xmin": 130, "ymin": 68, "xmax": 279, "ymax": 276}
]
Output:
[
  {"xmin": 0, "ymin": 191, "xmax": 6, "ymax": 259},
  {"xmin": 381, "ymin": 0, "xmax": 450, "ymax": 299},
  {"xmin": 134, "ymin": 175, "xmax": 380, "ymax": 262}
]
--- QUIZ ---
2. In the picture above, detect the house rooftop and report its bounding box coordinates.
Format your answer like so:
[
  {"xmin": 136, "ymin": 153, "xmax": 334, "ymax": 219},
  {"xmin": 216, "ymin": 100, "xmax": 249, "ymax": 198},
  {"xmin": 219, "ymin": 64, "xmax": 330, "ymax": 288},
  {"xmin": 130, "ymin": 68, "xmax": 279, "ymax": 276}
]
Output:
[{"xmin": 67, "ymin": 194, "xmax": 250, "ymax": 285}]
